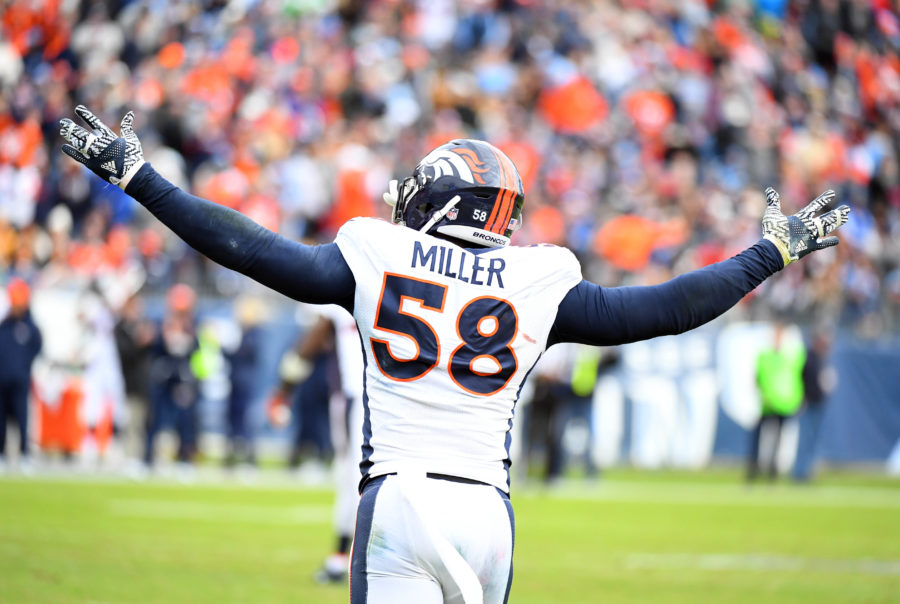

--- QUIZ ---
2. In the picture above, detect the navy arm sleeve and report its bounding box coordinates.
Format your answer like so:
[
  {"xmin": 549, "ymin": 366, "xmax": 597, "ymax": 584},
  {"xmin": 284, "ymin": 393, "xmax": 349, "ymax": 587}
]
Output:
[
  {"xmin": 125, "ymin": 163, "xmax": 355, "ymax": 310},
  {"xmin": 548, "ymin": 241, "xmax": 783, "ymax": 347}
]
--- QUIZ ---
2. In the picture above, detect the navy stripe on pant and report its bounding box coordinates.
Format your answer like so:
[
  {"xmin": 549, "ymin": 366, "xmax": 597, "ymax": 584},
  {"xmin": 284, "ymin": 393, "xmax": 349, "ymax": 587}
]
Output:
[
  {"xmin": 499, "ymin": 487, "xmax": 515, "ymax": 604},
  {"xmin": 350, "ymin": 475, "xmax": 384, "ymax": 604}
]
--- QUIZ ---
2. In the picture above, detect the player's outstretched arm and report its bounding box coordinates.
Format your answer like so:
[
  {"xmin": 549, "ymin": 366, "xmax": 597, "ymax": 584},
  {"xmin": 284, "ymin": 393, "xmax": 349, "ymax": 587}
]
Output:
[
  {"xmin": 58, "ymin": 107, "xmax": 355, "ymax": 308},
  {"xmin": 549, "ymin": 188, "xmax": 850, "ymax": 346}
]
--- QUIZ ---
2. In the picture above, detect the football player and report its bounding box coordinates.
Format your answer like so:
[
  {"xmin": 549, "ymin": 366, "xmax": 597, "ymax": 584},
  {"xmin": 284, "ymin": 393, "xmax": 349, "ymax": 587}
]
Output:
[
  {"xmin": 59, "ymin": 107, "xmax": 849, "ymax": 604},
  {"xmin": 270, "ymin": 303, "xmax": 365, "ymax": 584}
]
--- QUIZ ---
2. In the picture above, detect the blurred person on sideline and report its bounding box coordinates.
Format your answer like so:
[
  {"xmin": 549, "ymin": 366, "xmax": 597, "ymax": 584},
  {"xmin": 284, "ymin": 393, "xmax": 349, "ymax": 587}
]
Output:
[
  {"xmin": 223, "ymin": 296, "xmax": 265, "ymax": 467},
  {"xmin": 0, "ymin": 278, "xmax": 42, "ymax": 471},
  {"xmin": 114, "ymin": 293, "xmax": 155, "ymax": 464},
  {"xmin": 792, "ymin": 329, "xmax": 836, "ymax": 482},
  {"xmin": 144, "ymin": 283, "xmax": 200, "ymax": 471},
  {"xmin": 524, "ymin": 344, "xmax": 573, "ymax": 484},
  {"xmin": 270, "ymin": 310, "xmax": 336, "ymax": 476},
  {"xmin": 747, "ymin": 321, "xmax": 806, "ymax": 482},
  {"xmin": 525, "ymin": 344, "xmax": 602, "ymax": 483},
  {"xmin": 320, "ymin": 306, "xmax": 365, "ymax": 584},
  {"xmin": 74, "ymin": 217, "xmax": 144, "ymax": 458},
  {"xmin": 77, "ymin": 279, "xmax": 128, "ymax": 460},
  {"xmin": 59, "ymin": 106, "xmax": 850, "ymax": 604}
]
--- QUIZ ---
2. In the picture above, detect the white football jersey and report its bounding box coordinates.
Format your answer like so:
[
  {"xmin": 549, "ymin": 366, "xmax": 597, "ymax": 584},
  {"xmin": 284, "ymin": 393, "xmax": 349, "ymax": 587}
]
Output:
[{"xmin": 335, "ymin": 217, "xmax": 582, "ymax": 492}]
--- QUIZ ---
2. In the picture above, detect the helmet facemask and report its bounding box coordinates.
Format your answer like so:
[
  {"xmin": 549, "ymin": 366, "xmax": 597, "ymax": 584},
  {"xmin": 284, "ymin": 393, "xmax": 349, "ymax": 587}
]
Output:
[{"xmin": 385, "ymin": 176, "xmax": 420, "ymax": 227}]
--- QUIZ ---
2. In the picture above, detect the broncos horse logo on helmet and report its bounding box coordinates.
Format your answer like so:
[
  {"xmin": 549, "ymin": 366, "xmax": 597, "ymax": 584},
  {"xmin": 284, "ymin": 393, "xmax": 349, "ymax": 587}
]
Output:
[{"xmin": 383, "ymin": 139, "xmax": 524, "ymax": 248}]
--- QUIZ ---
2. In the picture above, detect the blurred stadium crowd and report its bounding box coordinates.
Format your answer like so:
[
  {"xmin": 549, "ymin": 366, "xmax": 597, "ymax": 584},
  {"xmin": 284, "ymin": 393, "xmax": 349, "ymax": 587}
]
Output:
[
  {"xmin": 3, "ymin": 0, "xmax": 900, "ymax": 325},
  {"xmin": 1, "ymin": 0, "xmax": 899, "ymax": 468}
]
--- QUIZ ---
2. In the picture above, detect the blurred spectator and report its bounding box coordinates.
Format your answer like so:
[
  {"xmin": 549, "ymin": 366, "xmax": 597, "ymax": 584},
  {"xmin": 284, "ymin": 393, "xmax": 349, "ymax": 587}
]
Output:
[
  {"xmin": 144, "ymin": 283, "xmax": 199, "ymax": 470},
  {"xmin": 525, "ymin": 343, "xmax": 575, "ymax": 483},
  {"xmin": 77, "ymin": 280, "xmax": 127, "ymax": 460},
  {"xmin": 0, "ymin": 278, "xmax": 42, "ymax": 470},
  {"xmin": 792, "ymin": 328, "xmax": 837, "ymax": 482},
  {"xmin": 270, "ymin": 310, "xmax": 337, "ymax": 475},
  {"xmin": 114, "ymin": 293, "xmax": 155, "ymax": 462},
  {"xmin": 223, "ymin": 296, "xmax": 266, "ymax": 467},
  {"xmin": 287, "ymin": 342, "xmax": 335, "ymax": 473},
  {"xmin": 747, "ymin": 321, "xmax": 806, "ymax": 482},
  {"xmin": 526, "ymin": 344, "xmax": 611, "ymax": 482}
]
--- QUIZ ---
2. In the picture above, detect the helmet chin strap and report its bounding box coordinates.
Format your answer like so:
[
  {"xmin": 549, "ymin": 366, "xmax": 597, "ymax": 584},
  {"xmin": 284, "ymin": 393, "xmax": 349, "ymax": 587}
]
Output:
[{"xmin": 419, "ymin": 195, "xmax": 461, "ymax": 234}]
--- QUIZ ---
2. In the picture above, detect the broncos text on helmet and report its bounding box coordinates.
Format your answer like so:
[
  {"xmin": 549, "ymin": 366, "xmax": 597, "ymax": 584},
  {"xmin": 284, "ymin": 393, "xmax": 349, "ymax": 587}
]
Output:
[{"xmin": 383, "ymin": 139, "xmax": 524, "ymax": 248}]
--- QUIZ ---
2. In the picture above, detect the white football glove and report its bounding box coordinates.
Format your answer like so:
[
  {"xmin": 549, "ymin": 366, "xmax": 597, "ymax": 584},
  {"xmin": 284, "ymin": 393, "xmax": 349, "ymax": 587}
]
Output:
[
  {"xmin": 59, "ymin": 105, "xmax": 145, "ymax": 189},
  {"xmin": 761, "ymin": 187, "xmax": 851, "ymax": 266}
]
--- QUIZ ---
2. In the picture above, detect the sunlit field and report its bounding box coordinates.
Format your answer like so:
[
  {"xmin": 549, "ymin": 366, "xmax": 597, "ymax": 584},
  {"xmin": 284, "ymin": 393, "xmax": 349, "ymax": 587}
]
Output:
[{"xmin": 0, "ymin": 469, "xmax": 897, "ymax": 603}]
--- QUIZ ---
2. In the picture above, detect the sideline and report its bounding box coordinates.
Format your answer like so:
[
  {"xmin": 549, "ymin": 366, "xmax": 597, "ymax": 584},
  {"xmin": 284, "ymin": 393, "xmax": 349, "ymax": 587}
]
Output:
[{"xmin": 518, "ymin": 479, "xmax": 900, "ymax": 509}]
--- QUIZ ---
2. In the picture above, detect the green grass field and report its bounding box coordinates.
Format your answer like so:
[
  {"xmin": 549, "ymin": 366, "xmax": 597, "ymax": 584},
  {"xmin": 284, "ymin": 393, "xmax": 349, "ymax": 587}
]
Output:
[{"xmin": 0, "ymin": 469, "xmax": 897, "ymax": 603}]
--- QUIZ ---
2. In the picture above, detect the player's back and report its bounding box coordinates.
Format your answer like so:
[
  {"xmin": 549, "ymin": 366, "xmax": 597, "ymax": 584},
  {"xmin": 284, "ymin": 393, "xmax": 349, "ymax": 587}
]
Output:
[{"xmin": 336, "ymin": 217, "xmax": 582, "ymax": 491}]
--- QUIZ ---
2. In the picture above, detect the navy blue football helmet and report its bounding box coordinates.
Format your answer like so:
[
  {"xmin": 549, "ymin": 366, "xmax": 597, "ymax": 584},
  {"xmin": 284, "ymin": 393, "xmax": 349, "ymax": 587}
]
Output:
[{"xmin": 384, "ymin": 139, "xmax": 524, "ymax": 247}]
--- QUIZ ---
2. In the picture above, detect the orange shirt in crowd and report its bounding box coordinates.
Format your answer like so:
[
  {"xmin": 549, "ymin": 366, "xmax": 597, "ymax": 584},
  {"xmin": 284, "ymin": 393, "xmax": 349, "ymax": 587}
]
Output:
[
  {"xmin": 538, "ymin": 76, "xmax": 608, "ymax": 133},
  {"xmin": 0, "ymin": 113, "xmax": 43, "ymax": 168},
  {"xmin": 322, "ymin": 169, "xmax": 375, "ymax": 234}
]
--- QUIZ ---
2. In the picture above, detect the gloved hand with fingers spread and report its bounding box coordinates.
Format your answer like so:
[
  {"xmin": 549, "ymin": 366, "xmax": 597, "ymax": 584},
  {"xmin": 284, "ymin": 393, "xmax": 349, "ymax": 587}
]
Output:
[
  {"xmin": 59, "ymin": 105, "xmax": 145, "ymax": 189},
  {"xmin": 761, "ymin": 187, "xmax": 851, "ymax": 266}
]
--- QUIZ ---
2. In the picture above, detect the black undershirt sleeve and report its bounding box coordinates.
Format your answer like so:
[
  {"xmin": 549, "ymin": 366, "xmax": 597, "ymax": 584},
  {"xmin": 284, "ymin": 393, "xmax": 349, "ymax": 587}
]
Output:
[
  {"xmin": 548, "ymin": 241, "xmax": 784, "ymax": 347},
  {"xmin": 125, "ymin": 163, "xmax": 355, "ymax": 311}
]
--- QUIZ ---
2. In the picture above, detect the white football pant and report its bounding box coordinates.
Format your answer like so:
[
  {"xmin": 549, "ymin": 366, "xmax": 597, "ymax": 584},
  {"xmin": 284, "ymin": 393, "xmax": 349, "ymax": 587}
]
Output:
[{"xmin": 350, "ymin": 473, "xmax": 514, "ymax": 604}]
